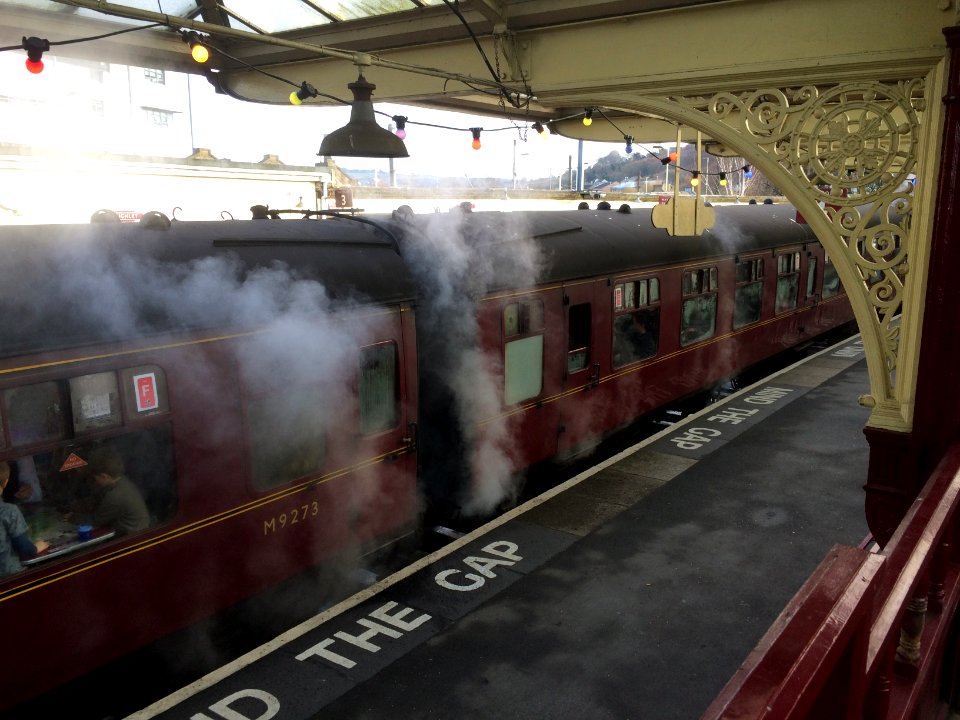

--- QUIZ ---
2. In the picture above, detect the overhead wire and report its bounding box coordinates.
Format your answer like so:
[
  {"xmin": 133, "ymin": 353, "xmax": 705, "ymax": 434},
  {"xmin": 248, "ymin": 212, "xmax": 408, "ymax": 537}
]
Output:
[
  {"xmin": 439, "ymin": 0, "xmax": 501, "ymax": 90},
  {"xmin": 2, "ymin": 10, "xmax": 754, "ymax": 177},
  {"xmin": 439, "ymin": 0, "xmax": 529, "ymax": 109},
  {"xmin": 0, "ymin": 22, "xmax": 165, "ymax": 53}
]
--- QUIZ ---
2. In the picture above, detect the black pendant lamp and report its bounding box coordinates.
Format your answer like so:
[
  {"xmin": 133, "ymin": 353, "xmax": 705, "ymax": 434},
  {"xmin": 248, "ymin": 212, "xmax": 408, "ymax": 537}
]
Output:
[{"xmin": 318, "ymin": 73, "xmax": 409, "ymax": 159}]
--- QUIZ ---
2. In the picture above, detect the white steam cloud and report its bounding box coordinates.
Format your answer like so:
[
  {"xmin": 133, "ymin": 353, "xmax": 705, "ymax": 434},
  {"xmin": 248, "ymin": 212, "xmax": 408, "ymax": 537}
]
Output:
[
  {"xmin": 397, "ymin": 211, "xmax": 545, "ymax": 517},
  {"xmin": 1, "ymin": 225, "xmax": 393, "ymax": 528}
]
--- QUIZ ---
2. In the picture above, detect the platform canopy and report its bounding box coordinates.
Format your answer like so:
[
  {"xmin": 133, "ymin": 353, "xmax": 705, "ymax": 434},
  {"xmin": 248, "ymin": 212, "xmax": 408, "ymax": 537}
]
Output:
[{"xmin": 2, "ymin": 0, "xmax": 739, "ymax": 144}]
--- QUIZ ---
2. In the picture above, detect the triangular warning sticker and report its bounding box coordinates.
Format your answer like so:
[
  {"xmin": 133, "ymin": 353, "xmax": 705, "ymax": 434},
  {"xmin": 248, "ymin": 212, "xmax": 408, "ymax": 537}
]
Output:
[{"xmin": 60, "ymin": 453, "xmax": 88, "ymax": 472}]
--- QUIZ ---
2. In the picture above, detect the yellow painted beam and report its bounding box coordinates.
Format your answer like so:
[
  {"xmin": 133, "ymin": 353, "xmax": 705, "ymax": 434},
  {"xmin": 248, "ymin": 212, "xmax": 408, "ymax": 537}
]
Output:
[{"xmin": 211, "ymin": 0, "xmax": 949, "ymax": 116}]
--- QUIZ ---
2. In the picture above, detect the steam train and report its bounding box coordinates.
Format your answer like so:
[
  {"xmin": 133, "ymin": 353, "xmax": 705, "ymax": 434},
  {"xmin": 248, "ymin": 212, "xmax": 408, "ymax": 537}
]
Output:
[{"xmin": 0, "ymin": 202, "xmax": 854, "ymax": 712}]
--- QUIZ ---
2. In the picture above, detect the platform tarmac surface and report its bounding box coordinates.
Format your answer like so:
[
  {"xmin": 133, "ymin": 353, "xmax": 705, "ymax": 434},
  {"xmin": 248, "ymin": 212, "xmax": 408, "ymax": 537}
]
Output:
[{"xmin": 135, "ymin": 336, "xmax": 870, "ymax": 720}]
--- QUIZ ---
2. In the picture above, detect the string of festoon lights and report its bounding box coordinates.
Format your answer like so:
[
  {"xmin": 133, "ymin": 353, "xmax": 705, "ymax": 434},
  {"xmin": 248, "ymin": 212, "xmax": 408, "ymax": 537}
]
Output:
[
  {"xmin": 582, "ymin": 107, "xmax": 754, "ymax": 186},
  {"xmin": 4, "ymin": 27, "xmax": 754, "ymax": 179},
  {"xmin": 1, "ymin": 24, "xmax": 165, "ymax": 74}
]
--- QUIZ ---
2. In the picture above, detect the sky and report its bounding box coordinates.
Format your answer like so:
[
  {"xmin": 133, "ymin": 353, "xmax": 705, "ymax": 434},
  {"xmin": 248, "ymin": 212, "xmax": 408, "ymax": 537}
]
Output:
[
  {"xmin": 0, "ymin": 46, "xmax": 624, "ymax": 183},
  {"xmin": 186, "ymin": 75, "xmax": 620, "ymax": 182}
]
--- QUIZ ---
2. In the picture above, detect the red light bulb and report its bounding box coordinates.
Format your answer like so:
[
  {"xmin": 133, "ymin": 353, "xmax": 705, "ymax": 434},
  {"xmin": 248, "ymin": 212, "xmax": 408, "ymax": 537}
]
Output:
[{"xmin": 22, "ymin": 37, "xmax": 49, "ymax": 75}]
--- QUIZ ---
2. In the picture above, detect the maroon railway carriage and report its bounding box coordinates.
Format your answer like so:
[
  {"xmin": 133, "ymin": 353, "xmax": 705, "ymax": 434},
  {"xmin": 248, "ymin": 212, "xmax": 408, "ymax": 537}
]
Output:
[
  {"xmin": 0, "ymin": 217, "xmax": 420, "ymax": 711},
  {"xmin": 391, "ymin": 203, "xmax": 854, "ymax": 514},
  {"xmin": 0, "ymin": 203, "xmax": 854, "ymax": 712}
]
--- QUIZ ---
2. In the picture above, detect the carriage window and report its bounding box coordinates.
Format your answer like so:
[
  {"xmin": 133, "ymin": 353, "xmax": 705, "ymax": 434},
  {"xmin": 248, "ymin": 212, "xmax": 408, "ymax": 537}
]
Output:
[
  {"xmin": 5, "ymin": 382, "xmax": 66, "ymax": 447},
  {"xmin": 70, "ymin": 372, "xmax": 121, "ymax": 433},
  {"xmin": 505, "ymin": 336, "xmax": 543, "ymax": 404},
  {"xmin": 681, "ymin": 267, "xmax": 717, "ymax": 346},
  {"xmin": 504, "ymin": 304, "xmax": 519, "ymax": 337},
  {"xmin": 503, "ymin": 298, "xmax": 544, "ymax": 338},
  {"xmin": 359, "ymin": 343, "xmax": 399, "ymax": 435},
  {"xmin": 614, "ymin": 279, "xmax": 660, "ymax": 311},
  {"xmin": 12, "ymin": 422, "xmax": 178, "ymax": 575},
  {"xmin": 806, "ymin": 257, "xmax": 818, "ymax": 298},
  {"xmin": 776, "ymin": 252, "xmax": 801, "ymax": 313},
  {"xmin": 247, "ymin": 387, "xmax": 326, "ymax": 490},
  {"xmin": 614, "ymin": 310, "xmax": 660, "ymax": 366},
  {"xmin": 63, "ymin": 424, "xmax": 177, "ymax": 525},
  {"xmin": 613, "ymin": 277, "xmax": 660, "ymax": 367},
  {"xmin": 522, "ymin": 300, "xmax": 544, "ymax": 332},
  {"xmin": 567, "ymin": 303, "xmax": 591, "ymax": 374},
  {"xmin": 120, "ymin": 366, "xmax": 169, "ymax": 418},
  {"xmin": 1, "ymin": 365, "xmax": 177, "ymax": 576},
  {"xmin": 682, "ymin": 267, "xmax": 717, "ymax": 296},
  {"xmin": 504, "ymin": 298, "xmax": 544, "ymax": 404},
  {"xmin": 734, "ymin": 258, "xmax": 764, "ymax": 329},
  {"xmin": 823, "ymin": 252, "xmax": 841, "ymax": 298}
]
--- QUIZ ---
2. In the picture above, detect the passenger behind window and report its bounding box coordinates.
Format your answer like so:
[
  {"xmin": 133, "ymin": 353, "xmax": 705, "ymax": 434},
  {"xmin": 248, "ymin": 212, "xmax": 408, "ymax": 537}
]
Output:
[
  {"xmin": 0, "ymin": 461, "xmax": 48, "ymax": 576},
  {"xmin": 7, "ymin": 457, "xmax": 43, "ymax": 504},
  {"xmin": 614, "ymin": 311, "xmax": 659, "ymax": 366},
  {"xmin": 74, "ymin": 447, "xmax": 150, "ymax": 537},
  {"xmin": 629, "ymin": 312, "xmax": 658, "ymax": 359}
]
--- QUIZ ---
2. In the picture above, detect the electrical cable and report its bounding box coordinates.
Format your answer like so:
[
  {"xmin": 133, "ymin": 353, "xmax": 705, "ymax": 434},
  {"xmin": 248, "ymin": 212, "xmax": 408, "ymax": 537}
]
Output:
[
  {"xmin": 440, "ymin": 0, "xmax": 500, "ymax": 86},
  {"xmin": 1, "ymin": 16, "xmax": 755, "ymax": 170},
  {"xmin": 0, "ymin": 22, "xmax": 165, "ymax": 53}
]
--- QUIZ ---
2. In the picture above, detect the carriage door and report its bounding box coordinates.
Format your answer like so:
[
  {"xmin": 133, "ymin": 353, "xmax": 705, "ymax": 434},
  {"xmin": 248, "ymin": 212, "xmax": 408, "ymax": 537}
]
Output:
[
  {"xmin": 352, "ymin": 309, "xmax": 418, "ymax": 540},
  {"xmin": 557, "ymin": 279, "xmax": 602, "ymax": 456}
]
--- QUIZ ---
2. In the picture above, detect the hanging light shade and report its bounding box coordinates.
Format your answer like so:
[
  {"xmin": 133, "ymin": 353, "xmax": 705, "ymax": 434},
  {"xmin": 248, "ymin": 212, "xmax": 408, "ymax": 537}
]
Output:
[{"xmin": 318, "ymin": 73, "xmax": 409, "ymax": 159}]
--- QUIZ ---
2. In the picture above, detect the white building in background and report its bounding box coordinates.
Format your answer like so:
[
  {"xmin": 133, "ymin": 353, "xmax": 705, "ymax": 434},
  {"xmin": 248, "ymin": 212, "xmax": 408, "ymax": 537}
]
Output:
[
  {"xmin": 0, "ymin": 54, "xmax": 333, "ymax": 223},
  {"xmin": 0, "ymin": 145, "xmax": 333, "ymax": 224},
  {"xmin": 0, "ymin": 52, "xmax": 194, "ymax": 157}
]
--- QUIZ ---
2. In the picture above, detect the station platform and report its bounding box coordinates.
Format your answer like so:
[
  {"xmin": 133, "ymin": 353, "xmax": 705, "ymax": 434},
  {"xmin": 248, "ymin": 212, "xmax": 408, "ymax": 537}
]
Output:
[{"xmin": 133, "ymin": 335, "xmax": 871, "ymax": 720}]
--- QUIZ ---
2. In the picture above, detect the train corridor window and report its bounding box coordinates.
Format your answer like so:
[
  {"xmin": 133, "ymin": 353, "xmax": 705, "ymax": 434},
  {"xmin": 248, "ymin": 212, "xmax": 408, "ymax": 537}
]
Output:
[
  {"xmin": 613, "ymin": 278, "xmax": 661, "ymax": 367},
  {"xmin": 503, "ymin": 299, "xmax": 544, "ymax": 405},
  {"xmin": 79, "ymin": 424, "xmax": 177, "ymax": 526},
  {"xmin": 4, "ymin": 382, "xmax": 66, "ymax": 447},
  {"xmin": 823, "ymin": 252, "xmax": 842, "ymax": 298},
  {"xmin": 16, "ymin": 424, "xmax": 177, "ymax": 556},
  {"xmin": 567, "ymin": 303, "xmax": 591, "ymax": 373},
  {"xmin": 359, "ymin": 343, "xmax": 399, "ymax": 435},
  {"xmin": 246, "ymin": 388, "xmax": 327, "ymax": 490},
  {"xmin": 70, "ymin": 372, "xmax": 122, "ymax": 433},
  {"xmin": 0, "ymin": 367, "xmax": 177, "ymax": 575},
  {"xmin": 680, "ymin": 268, "xmax": 717, "ymax": 346},
  {"xmin": 734, "ymin": 258, "xmax": 764, "ymax": 329},
  {"xmin": 775, "ymin": 252, "xmax": 801, "ymax": 313}
]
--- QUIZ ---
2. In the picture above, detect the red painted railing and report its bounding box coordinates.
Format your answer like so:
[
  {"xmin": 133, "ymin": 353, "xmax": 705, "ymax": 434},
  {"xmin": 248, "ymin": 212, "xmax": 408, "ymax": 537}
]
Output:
[{"xmin": 702, "ymin": 443, "xmax": 960, "ymax": 720}]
